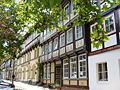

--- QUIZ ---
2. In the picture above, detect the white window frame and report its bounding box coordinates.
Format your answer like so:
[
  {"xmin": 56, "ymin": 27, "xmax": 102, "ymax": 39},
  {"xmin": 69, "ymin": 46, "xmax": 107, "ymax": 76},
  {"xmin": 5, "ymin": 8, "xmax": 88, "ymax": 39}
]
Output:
[
  {"xmin": 90, "ymin": 22, "xmax": 98, "ymax": 32},
  {"xmin": 71, "ymin": 1, "xmax": 76, "ymax": 14},
  {"xmin": 103, "ymin": 13, "xmax": 116, "ymax": 34},
  {"xmin": 63, "ymin": 59, "xmax": 69, "ymax": 79},
  {"xmin": 64, "ymin": 3, "xmax": 70, "ymax": 16},
  {"xmin": 97, "ymin": 62, "xmax": 108, "ymax": 81},
  {"xmin": 44, "ymin": 29, "xmax": 47, "ymax": 36},
  {"xmin": 53, "ymin": 37, "xmax": 58, "ymax": 50},
  {"xmin": 78, "ymin": 54, "xmax": 87, "ymax": 78},
  {"xmin": 67, "ymin": 28, "xmax": 73, "ymax": 44},
  {"xmin": 70, "ymin": 56, "xmax": 77, "ymax": 78},
  {"xmin": 75, "ymin": 24, "xmax": 83, "ymax": 40},
  {"xmin": 41, "ymin": 46, "xmax": 44, "ymax": 55},
  {"xmin": 90, "ymin": 22, "xmax": 98, "ymax": 41},
  {"xmin": 60, "ymin": 33, "xmax": 65, "ymax": 47},
  {"xmin": 47, "ymin": 64, "xmax": 50, "ymax": 79},
  {"xmin": 48, "ymin": 41, "xmax": 52, "ymax": 53},
  {"xmin": 44, "ymin": 44, "xmax": 48, "ymax": 55}
]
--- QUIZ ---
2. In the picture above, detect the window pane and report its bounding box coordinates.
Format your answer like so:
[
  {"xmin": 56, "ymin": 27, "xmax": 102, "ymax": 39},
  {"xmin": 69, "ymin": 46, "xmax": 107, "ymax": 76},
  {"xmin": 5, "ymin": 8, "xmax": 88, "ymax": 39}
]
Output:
[
  {"xmin": 67, "ymin": 29, "xmax": 73, "ymax": 44},
  {"xmin": 98, "ymin": 72, "xmax": 103, "ymax": 81},
  {"xmin": 105, "ymin": 15, "xmax": 114, "ymax": 33},
  {"xmin": 79, "ymin": 54, "xmax": 87, "ymax": 78},
  {"xmin": 75, "ymin": 25, "xmax": 82, "ymax": 39},
  {"xmin": 63, "ymin": 59, "xmax": 69, "ymax": 78},
  {"xmin": 60, "ymin": 33, "xmax": 65, "ymax": 47},
  {"xmin": 103, "ymin": 63, "xmax": 107, "ymax": 71},
  {"xmin": 65, "ymin": 4, "xmax": 70, "ymax": 16},
  {"xmin": 98, "ymin": 62, "xmax": 108, "ymax": 81},
  {"xmin": 98, "ymin": 64, "xmax": 102, "ymax": 72},
  {"xmin": 70, "ymin": 57, "xmax": 77, "ymax": 78},
  {"xmin": 53, "ymin": 38, "xmax": 58, "ymax": 50}
]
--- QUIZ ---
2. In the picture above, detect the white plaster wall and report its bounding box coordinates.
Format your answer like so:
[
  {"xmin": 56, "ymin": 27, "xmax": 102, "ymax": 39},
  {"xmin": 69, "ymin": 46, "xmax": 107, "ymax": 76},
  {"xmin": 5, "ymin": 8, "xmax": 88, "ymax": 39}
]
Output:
[
  {"xmin": 53, "ymin": 50, "xmax": 59, "ymax": 57},
  {"xmin": 60, "ymin": 47, "xmax": 65, "ymax": 55},
  {"xmin": 104, "ymin": 34, "xmax": 117, "ymax": 48},
  {"xmin": 89, "ymin": 48, "xmax": 120, "ymax": 90},
  {"xmin": 66, "ymin": 43, "xmax": 73, "ymax": 52},
  {"xmin": 76, "ymin": 39, "xmax": 84, "ymax": 48}
]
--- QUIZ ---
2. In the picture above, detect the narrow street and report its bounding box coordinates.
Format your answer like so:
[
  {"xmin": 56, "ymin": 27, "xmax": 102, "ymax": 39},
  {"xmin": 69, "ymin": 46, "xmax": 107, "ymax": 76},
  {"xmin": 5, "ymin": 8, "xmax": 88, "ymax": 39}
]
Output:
[{"xmin": 3, "ymin": 80, "xmax": 50, "ymax": 90}]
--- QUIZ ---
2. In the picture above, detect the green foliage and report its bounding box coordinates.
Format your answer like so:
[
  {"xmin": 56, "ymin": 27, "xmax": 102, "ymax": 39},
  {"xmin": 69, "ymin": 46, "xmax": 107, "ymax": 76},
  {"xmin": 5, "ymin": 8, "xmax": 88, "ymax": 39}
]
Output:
[
  {"xmin": 0, "ymin": 0, "xmax": 120, "ymax": 61},
  {"xmin": 16, "ymin": 0, "xmax": 119, "ymax": 49},
  {"xmin": 0, "ymin": 1, "xmax": 24, "ymax": 59}
]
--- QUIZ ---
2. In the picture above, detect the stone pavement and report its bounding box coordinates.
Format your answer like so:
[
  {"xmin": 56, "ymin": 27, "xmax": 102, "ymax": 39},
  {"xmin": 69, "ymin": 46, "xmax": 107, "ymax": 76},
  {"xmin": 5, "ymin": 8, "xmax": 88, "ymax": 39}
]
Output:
[{"xmin": 3, "ymin": 80, "xmax": 51, "ymax": 90}]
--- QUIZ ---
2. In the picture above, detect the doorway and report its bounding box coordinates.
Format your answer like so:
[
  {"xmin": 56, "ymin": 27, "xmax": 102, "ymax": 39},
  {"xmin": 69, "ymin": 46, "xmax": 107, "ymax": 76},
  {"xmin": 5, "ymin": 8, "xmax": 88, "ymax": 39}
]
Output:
[{"xmin": 55, "ymin": 64, "xmax": 62, "ymax": 86}]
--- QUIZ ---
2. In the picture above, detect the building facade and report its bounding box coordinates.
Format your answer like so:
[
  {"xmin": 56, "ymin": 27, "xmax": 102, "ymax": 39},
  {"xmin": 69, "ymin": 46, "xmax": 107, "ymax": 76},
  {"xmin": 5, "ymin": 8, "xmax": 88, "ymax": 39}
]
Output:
[
  {"xmin": 15, "ymin": 31, "xmax": 40, "ymax": 84},
  {"xmin": 38, "ymin": 0, "xmax": 91, "ymax": 90},
  {"xmin": 14, "ymin": 0, "xmax": 120, "ymax": 90},
  {"xmin": 88, "ymin": 5, "xmax": 120, "ymax": 90},
  {"xmin": 0, "ymin": 58, "xmax": 13, "ymax": 80}
]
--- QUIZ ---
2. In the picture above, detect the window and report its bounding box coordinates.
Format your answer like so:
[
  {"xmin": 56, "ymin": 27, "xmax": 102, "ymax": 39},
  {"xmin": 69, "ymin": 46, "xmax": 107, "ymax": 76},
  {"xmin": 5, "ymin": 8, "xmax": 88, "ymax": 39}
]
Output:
[
  {"xmin": 27, "ymin": 52, "xmax": 31, "ymax": 61},
  {"xmin": 98, "ymin": 62, "xmax": 108, "ymax": 81},
  {"xmin": 63, "ymin": 59, "xmax": 69, "ymax": 79},
  {"xmin": 104, "ymin": 14, "xmax": 115, "ymax": 34},
  {"xmin": 75, "ymin": 25, "xmax": 83, "ymax": 40},
  {"xmin": 40, "ymin": 32, "xmax": 43, "ymax": 37},
  {"xmin": 44, "ymin": 44, "xmax": 48, "ymax": 55},
  {"xmin": 91, "ymin": 23, "xmax": 97, "ymax": 32},
  {"xmin": 90, "ymin": 23, "xmax": 98, "ymax": 42},
  {"xmin": 60, "ymin": 33, "xmax": 65, "ymax": 47},
  {"xmin": 48, "ymin": 41, "xmax": 52, "ymax": 53},
  {"xmin": 78, "ymin": 54, "xmax": 87, "ymax": 78},
  {"xmin": 67, "ymin": 29, "xmax": 73, "ymax": 44},
  {"xmin": 34, "ymin": 49, "xmax": 37, "ymax": 58},
  {"xmin": 70, "ymin": 57, "xmax": 77, "ymax": 78},
  {"xmin": 41, "ymin": 46, "xmax": 44, "ymax": 55},
  {"xmin": 47, "ymin": 64, "xmax": 50, "ymax": 79},
  {"xmin": 37, "ymin": 47, "xmax": 39, "ymax": 57},
  {"xmin": 71, "ymin": 1, "xmax": 76, "ymax": 13},
  {"xmin": 44, "ymin": 65, "xmax": 47, "ymax": 79},
  {"xmin": 64, "ymin": 4, "xmax": 70, "ymax": 16},
  {"xmin": 44, "ymin": 29, "xmax": 47, "ymax": 35},
  {"xmin": 53, "ymin": 38, "xmax": 58, "ymax": 50},
  {"xmin": 24, "ymin": 55, "xmax": 26, "ymax": 62}
]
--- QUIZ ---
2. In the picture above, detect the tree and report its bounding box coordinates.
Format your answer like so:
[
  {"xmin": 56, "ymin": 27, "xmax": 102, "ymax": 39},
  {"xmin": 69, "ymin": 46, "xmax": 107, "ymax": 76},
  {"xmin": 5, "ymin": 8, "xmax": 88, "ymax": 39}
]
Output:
[
  {"xmin": 0, "ymin": 0, "xmax": 24, "ymax": 59},
  {"xmin": 0, "ymin": 0, "xmax": 120, "ymax": 59},
  {"xmin": 16, "ymin": 0, "xmax": 120, "ymax": 48},
  {"xmin": 0, "ymin": 1, "xmax": 25, "ymax": 85}
]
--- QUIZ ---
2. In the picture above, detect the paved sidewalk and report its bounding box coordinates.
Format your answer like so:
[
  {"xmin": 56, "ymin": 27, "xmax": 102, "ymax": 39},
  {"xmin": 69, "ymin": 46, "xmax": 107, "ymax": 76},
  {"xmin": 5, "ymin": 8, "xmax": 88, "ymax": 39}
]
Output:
[{"xmin": 3, "ymin": 80, "xmax": 50, "ymax": 90}]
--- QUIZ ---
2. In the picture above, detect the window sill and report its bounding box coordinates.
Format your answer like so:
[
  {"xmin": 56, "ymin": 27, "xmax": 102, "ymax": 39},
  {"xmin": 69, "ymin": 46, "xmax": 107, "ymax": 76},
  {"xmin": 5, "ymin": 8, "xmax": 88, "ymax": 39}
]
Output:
[
  {"xmin": 63, "ymin": 78, "xmax": 87, "ymax": 80},
  {"xmin": 97, "ymin": 80, "xmax": 109, "ymax": 84}
]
